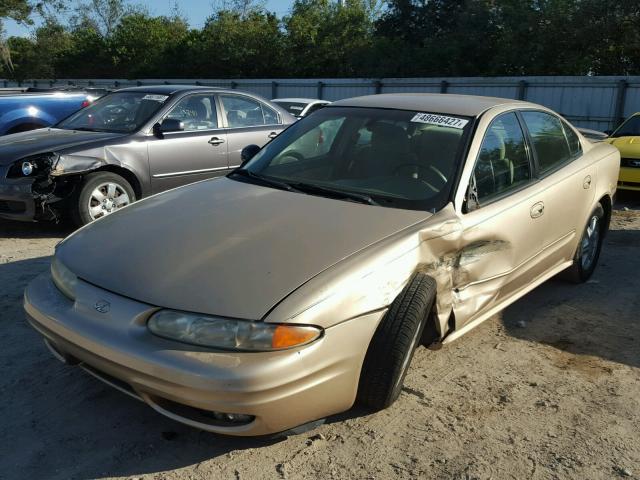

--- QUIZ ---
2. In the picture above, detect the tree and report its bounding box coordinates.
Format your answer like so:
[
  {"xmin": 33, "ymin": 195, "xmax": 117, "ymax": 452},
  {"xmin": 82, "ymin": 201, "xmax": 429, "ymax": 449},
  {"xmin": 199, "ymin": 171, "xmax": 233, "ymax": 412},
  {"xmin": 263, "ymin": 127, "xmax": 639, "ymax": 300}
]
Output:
[{"xmin": 1, "ymin": 0, "xmax": 67, "ymax": 75}]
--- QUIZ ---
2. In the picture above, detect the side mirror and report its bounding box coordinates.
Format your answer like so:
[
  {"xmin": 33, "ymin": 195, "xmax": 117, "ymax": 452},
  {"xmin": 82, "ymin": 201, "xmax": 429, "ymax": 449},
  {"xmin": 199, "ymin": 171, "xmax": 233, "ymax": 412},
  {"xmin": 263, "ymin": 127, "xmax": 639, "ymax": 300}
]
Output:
[
  {"xmin": 153, "ymin": 118, "xmax": 184, "ymax": 137},
  {"xmin": 240, "ymin": 144, "xmax": 261, "ymax": 166}
]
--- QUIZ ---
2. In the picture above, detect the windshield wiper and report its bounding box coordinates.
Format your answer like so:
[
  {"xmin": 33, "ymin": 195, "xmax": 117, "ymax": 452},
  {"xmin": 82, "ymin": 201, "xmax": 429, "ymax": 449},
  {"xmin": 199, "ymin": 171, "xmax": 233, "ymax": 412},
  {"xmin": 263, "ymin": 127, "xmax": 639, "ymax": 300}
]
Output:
[
  {"xmin": 290, "ymin": 182, "xmax": 379, "ymax": 206},
  {"xmin": 230, "ymin": 169, "xmax": 298, "ymax": 192}
]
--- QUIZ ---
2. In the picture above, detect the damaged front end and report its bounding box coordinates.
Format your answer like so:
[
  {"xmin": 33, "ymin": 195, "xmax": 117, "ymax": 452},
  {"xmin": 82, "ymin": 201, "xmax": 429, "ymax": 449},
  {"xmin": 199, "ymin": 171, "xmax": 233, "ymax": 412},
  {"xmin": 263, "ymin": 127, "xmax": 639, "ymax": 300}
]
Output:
[{"xmin": 5, "ymin": 152, "xmax": 102, "ymax": 222}]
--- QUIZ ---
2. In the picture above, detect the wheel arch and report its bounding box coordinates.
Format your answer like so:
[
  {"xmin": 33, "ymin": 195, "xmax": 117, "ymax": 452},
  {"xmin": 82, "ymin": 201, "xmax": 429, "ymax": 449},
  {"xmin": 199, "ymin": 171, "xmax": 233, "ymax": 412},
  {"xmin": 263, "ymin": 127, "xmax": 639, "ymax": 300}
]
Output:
[
  {"xmin": 90, "ymin": 165, "xmax": 143, "ymax": 200},
  {"xmin": 598, "ymin": 193, "xmax": 612, "ymax": 236}
]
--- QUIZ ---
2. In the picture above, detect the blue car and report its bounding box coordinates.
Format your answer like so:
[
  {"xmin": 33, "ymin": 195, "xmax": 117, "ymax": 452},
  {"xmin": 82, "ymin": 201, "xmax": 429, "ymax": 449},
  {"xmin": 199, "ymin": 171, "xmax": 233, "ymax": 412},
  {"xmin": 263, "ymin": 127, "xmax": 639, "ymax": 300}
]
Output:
[{"xmin": 0, "ymin": 89, "xmax": 102, "ymax": 135}]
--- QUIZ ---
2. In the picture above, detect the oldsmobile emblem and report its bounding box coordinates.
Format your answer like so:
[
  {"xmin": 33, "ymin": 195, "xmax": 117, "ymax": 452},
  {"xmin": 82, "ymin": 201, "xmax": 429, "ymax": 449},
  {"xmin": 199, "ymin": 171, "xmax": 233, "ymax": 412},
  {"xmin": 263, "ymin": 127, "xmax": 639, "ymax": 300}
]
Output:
[{"xmin": 94, "ymin": 300, "xmax": 111, "ymax": 313}]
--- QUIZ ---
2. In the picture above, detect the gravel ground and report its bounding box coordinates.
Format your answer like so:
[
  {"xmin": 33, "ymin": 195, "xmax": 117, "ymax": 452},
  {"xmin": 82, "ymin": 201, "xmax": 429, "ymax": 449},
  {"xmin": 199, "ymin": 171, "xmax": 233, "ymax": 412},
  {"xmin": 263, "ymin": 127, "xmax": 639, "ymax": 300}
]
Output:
[{"xmin": 0, "ymin": 192, "xmax": 638, "ymax": 480}]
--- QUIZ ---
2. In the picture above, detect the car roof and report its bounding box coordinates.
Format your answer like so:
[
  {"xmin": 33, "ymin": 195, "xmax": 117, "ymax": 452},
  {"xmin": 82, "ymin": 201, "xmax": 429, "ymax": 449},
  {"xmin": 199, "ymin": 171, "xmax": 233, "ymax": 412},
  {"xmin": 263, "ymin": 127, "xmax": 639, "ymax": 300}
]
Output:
[
  {"xmin": 330, "ymin": 93, "xmax": 532, "ymax": 117},
  {"xmin": 273, "ymin": 98, "xmax": 331, "ymax": 104},
  {"xmin": 116, "ymin": 85, "xmax": 229, "ymax": 95}
]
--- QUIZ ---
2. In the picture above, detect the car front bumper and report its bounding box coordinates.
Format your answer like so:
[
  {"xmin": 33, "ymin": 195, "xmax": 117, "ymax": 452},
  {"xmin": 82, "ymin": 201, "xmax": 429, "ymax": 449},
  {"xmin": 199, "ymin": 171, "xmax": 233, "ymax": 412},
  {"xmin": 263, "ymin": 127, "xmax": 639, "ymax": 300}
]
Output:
[
  {"xmin": 0, "ymin": 171, "xmax": 37, "ymax": 221},
  {"xmin": 618, "ymin": 166, "xmax": 640, "ymax": 191},
  {"xmin": 24, "ymin": 273, "xmax": 383, "ymax": 436}
]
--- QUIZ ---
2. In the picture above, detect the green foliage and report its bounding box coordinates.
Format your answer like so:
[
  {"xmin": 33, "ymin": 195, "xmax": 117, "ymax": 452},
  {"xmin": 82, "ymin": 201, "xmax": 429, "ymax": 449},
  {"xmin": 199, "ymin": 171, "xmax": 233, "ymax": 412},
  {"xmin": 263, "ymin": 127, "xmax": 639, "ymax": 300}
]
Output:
[{"xmin": 1, "ymin": 0, "xmax": 639, "ymax": 80}]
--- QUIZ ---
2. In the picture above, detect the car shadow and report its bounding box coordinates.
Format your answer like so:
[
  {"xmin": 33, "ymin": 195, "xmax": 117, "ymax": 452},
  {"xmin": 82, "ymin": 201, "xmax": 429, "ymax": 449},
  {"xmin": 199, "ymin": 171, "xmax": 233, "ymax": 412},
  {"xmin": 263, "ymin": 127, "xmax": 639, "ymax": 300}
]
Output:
[
  {"xmin": 0, "ymin": 218, "xmax": 74, "ymax": 239},
  {"xmin": 0, "ymin": 256, "xmax": 282, "ymax": 480},
  {"xmin": 501, "ymin": 227, "xmax": 640, "ymax": 369}
]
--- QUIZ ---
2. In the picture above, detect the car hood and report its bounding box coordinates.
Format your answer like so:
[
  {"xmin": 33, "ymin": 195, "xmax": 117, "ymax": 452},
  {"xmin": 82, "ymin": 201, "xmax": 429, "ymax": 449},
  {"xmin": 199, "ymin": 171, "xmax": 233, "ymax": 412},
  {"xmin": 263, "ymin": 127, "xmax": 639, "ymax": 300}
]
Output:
[
  {"xmin": 57, "ymin": 177, "xmax": 430, "ymax": 320},
  {"xmin": 0, "ymin": 128, "xmax": 125, "ymax": 166},
  {"xmin": 606, "ymin": 136, "xmax": 640, "ymax": 156}
]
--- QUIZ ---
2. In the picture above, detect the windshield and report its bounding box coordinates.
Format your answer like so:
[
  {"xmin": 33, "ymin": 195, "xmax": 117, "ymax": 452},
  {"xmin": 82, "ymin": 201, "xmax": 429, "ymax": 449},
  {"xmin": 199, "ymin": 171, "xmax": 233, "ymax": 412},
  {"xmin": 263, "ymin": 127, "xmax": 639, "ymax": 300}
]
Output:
[
  {"xmin": 233, "ymin": 106, "xmax": 472, "ymax": 211},
  {"xmin": 57, "ymin": 91, "xmax": 170, "ymax": 133},
  {"xmin": 611, "ymin": 115, "xmax": 640, "ymax": 138},
  {"xmin": 273, "ymin": 101, "xmax": 308, "ymax": 116}
]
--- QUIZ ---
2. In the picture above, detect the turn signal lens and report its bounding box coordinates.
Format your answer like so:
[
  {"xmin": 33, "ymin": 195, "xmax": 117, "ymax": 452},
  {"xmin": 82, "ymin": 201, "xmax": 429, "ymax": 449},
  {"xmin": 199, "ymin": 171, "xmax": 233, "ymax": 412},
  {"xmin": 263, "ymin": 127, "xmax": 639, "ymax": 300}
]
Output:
[{"xmin": 271, "ymin": 325, "xmax": 321, "ymax": 349}]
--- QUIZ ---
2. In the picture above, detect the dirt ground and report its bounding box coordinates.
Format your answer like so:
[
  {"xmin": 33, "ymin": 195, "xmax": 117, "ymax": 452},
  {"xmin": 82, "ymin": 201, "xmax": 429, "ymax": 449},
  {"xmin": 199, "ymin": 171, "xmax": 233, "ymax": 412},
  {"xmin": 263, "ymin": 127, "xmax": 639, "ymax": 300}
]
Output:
[{"xmin": 1, "ymin": 193, "xmax": 639, "ymax": 480}]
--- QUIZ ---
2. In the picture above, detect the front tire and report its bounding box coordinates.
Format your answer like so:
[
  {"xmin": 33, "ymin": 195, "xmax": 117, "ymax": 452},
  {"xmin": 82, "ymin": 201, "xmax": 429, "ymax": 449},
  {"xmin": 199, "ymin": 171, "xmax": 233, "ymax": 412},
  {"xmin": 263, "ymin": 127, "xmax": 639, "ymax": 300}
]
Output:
[
  {"xmin": 561, "ymin": 203, "xmax": 605, "ymax": 283},
  {"xmin": 357, "ymin": 273, "xmax": 437, "ymax": 410},
  {"xmin": 73, "ymin": 171, "xmax": 136, "ymax": 226}
]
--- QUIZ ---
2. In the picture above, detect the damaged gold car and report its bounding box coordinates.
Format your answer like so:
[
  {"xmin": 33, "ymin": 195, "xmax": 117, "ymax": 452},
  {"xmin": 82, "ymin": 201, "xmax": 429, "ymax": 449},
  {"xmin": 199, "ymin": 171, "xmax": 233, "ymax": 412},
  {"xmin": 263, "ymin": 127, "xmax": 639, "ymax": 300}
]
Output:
[{"xmin": 24, "ymin": 94, "xmax": 620, "ymax": 436}]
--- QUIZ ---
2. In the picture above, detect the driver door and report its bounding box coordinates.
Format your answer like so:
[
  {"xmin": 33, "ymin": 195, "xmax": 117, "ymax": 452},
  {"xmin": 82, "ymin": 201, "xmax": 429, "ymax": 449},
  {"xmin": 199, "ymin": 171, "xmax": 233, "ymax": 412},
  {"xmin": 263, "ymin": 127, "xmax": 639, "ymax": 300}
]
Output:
[
  {"xmin": 453, "ymin": 111, "xmax": 549, "ymax": 327},
  {"xmin": 148, "ymin": 93, "xmax": 229, "ymax": 193}
]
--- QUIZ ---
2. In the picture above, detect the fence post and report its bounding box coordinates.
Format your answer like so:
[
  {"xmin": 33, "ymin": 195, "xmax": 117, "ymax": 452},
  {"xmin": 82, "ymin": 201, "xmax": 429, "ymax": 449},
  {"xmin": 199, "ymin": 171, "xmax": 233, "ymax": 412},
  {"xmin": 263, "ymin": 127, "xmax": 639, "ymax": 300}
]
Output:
[
  {"xmin": 373, "ymin": 80, "xmax": 383, "ymax": 94},
  {"xmin": 614, "ymin": 79, "xmax": 628, "ymax": 129},
  {"xmin": 271, "ymin": 81, "xmax": 278, "ymax": 99},
  {"xmin": 440, "ymin": 80, "xmax": 448, "ymax": 93},
  {"xmin": 517, "ymin": 80, "xmax": 528, "ymax": 100},
  {"xmin": 317, "ymin": 81, "xmax": 324, "ymax": 99}
]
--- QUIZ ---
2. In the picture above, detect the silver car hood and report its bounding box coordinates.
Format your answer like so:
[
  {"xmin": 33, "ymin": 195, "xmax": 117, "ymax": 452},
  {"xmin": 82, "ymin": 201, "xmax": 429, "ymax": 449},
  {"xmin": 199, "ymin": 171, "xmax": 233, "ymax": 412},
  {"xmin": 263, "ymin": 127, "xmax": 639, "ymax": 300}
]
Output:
[{"xmin": 57, "ymin": 177, "xmax": 430, "ymax": 319}]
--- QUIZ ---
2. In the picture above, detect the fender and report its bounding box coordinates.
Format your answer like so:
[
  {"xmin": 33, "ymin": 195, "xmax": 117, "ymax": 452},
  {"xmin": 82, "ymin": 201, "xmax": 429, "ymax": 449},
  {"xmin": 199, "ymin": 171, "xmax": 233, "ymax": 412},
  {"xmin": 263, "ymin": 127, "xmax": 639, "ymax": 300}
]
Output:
[{"xmin": 0, "ymin": 108, "xmax": 56, "ymax": 134}]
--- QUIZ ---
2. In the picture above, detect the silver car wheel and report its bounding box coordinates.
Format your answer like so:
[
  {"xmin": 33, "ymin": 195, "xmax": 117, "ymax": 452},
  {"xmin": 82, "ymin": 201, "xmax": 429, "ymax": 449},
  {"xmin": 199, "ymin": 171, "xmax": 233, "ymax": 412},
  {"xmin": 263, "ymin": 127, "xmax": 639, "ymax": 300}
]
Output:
[
  {"xmin": 88, "ymin": 182, "xmax": 131, "ymax": 220},
  {"xmin": 580, "ymin": 214, "xmax": 600, "ymax": 270}
]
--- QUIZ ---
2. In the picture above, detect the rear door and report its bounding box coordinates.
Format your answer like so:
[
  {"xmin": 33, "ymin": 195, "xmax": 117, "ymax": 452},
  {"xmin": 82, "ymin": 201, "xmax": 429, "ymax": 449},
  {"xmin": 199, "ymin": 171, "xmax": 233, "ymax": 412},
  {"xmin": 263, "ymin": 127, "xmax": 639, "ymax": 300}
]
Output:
[
  {"xmin": 519, "ymin": 110, "xmax": 595, "ymax": 268},
  {"xmin": 148, "ymin": 93, "xmax": 228, "ymax": 193},
  {"xmin": 218, "ymin": 94, "xmax": 286, "ymax": 168}
]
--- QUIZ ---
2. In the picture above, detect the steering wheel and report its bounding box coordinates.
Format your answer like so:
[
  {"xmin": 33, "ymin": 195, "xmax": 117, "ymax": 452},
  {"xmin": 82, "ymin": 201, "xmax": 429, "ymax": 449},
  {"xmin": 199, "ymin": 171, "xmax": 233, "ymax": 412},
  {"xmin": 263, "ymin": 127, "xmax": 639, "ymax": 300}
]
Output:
[
  {"xmin": 275, "ymin": 150, "xmax": 304, "ymax": 164},
  {"xmin": 393, "ymin": 163, "xmax": 448, "ymax": 192}
]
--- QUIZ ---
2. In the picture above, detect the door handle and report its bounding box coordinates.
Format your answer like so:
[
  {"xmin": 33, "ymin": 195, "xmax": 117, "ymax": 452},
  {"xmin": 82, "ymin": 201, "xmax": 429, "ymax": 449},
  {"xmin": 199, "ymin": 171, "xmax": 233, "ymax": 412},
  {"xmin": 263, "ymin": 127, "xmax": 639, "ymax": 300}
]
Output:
[
  {"xmin": 583, "ymin": 175, "xmax": 592, "ymax": 189},
  {"xmin": 208, "ymin": 137, "xmax": 225, "ymax": 146},
  {"xmin": 267, "ymin": 131, "xmax": 278, "ymax": 139},
  {"xmin": 530, "ymin": 201, "xmax": 545, "ymax": 218}
]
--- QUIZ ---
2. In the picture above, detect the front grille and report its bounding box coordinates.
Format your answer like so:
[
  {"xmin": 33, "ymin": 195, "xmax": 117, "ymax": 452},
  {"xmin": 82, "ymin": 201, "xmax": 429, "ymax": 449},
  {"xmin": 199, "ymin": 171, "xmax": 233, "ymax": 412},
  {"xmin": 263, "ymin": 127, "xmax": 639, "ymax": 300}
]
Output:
[
  {"xmin": 621, "ymin": 158, "xmax": 640, "ymax": 168},
  {"xmin": 0, "ymin": 199, "xmax": 26, "ymax": 213}
]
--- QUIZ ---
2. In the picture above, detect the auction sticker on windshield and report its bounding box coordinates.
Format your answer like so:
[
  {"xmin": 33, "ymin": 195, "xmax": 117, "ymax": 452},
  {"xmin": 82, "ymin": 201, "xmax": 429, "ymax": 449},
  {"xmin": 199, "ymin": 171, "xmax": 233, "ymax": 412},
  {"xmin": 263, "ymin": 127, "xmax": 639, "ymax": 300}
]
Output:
[
  {"xmin": 411, "ymin": 113, "xmax": 469, "ymax": 129},
  {"xmin": 143, "ymin": 94, "xmax": 169, "ymax": 102}
]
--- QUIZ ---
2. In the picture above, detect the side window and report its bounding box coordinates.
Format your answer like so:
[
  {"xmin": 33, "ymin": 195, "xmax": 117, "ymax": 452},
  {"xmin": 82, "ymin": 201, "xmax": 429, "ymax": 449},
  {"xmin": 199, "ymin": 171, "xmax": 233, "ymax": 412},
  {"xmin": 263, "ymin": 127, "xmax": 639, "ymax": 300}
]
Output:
[
  {"xmin": 165, "ymin": 94, "xmax": 217, "ymax": 131},
  {"xmin": 220, "ymin": 95, "xmax": 275, "ymax": 128},
  {"xmin": 521, "ymin": 111, "xmax": 572, "ymax": 174},
  {"xmin": 562, "ymin": 120, "xmax": 582, "ymax": 157},
  {"xmin": 262, "ymin": 104, "xmax": 279, "ymax": 124},
  {"xmin": 473, "ymin": 112, "xmax": 532, "ymax": 204}
]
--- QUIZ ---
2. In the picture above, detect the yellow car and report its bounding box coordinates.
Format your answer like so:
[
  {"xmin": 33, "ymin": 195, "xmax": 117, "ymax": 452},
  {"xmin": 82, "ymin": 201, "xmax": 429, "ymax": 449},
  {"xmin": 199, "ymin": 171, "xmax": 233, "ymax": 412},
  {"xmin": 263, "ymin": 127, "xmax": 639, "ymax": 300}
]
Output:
[{"xmin": 606, "ymin": 113, "xmax": 640, "ymax": 191}]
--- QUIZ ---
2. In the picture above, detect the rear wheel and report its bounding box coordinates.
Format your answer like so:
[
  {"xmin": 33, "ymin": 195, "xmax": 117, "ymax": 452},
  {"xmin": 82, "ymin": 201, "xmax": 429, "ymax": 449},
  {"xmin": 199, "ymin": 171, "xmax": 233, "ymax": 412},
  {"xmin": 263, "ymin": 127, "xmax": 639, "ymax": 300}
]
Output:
[
  {"xmin": 357, "ymin": 273, "xmax": 437, "ymax": 410},
  {"xmin": 73, "ymin": 171, "xmax": 135, "ymax": 226},
  {"xmin": 561, "ymin": 203, "xmax": 605, "ymax": 283}
]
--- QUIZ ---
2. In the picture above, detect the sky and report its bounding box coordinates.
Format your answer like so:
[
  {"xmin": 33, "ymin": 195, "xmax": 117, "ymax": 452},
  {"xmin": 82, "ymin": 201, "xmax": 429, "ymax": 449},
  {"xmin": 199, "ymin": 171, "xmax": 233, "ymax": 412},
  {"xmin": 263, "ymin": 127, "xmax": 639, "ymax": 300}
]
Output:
[{"xmin": 2, "ymin": 0, "xmax": 295, "ymax": 37}]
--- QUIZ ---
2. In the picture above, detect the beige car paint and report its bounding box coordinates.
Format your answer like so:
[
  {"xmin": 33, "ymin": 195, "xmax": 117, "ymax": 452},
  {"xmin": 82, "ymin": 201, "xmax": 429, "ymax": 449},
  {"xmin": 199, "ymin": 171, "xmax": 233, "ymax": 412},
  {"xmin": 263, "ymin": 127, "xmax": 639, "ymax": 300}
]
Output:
[{"xmin": 24, "ymin": 94, "xmax": 620, "ymax": 435}]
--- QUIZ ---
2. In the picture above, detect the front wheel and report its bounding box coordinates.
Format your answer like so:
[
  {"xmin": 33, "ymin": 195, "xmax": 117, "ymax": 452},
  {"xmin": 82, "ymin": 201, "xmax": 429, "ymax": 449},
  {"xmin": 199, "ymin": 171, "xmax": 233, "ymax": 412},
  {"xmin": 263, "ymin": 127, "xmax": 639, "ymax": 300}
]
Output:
[
  {"xmin": 73, "ymin": 172, "xmax": 136, "ymax": 226},
  {"xmin": 561, "ymin": 203, "xmax": 605, "ymax": 283},
  {"xmin": 357, "ymin": 273, "xmax": 437, "ymax": 410}
]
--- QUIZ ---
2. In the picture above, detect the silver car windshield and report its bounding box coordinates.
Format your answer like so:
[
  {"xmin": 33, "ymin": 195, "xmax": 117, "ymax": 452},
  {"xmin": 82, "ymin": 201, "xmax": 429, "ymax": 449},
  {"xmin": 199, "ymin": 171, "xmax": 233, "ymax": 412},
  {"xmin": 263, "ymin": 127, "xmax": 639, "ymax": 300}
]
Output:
[
  {"xmin": 57, "ymin": 91, "xmax": 169, "ymax": 133},
  {"xmin": 238, "ymin": 107, "xmax": 473, "ymax": 211}
]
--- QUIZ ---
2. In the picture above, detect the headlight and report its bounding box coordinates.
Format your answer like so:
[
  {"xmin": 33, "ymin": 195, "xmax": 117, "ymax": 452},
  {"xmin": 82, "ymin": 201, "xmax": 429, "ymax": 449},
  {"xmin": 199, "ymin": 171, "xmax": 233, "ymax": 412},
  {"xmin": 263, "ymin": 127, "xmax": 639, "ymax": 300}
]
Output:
[
  {"xmin": 22, "ymin": 161, "xmax": 34, "ymax": 176},
  {"xmin": 148, "ymin": 310, "xmax": 322, "ymax": 351},
  {"xmin": 51, "ymin": 257, "xmax": 78, "ymax": 300},
  {"xmin": 7, "ymin": 153, "xmax": 58, "ymax": 178}
]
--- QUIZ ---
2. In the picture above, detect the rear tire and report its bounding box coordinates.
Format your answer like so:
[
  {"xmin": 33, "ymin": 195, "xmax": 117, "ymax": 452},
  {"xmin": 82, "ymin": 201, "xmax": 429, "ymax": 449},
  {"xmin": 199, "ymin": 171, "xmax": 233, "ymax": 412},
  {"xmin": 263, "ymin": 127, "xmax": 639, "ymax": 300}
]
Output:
[
  {"xmin": 73, "ymin": 171, "xmax": 136, "ymax": 226},
  {"xmin": 357, "ymin": 273, "xmax": 437, "ymax": 410},
  {"xmin": 560, "ymin": 203, "xmax": 605, "ymax": 283}
]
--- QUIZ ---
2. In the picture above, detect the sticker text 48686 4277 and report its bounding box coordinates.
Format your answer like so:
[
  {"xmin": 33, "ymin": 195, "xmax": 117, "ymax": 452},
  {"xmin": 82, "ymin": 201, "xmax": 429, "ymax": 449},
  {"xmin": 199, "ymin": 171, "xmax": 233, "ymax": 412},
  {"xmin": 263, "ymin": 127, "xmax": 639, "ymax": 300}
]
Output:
[{"xmin": 411, "ymin": 113, "xmax": 469, "ymax": 129}]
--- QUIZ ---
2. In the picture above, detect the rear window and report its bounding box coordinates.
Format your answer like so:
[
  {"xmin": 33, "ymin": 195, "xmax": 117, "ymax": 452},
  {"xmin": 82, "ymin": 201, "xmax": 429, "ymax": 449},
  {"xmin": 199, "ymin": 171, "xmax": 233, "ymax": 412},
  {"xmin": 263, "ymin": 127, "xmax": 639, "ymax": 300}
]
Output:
[{"xmin": 274, "ymin": 101, "xmax": 308, "ymax": 116}]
